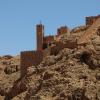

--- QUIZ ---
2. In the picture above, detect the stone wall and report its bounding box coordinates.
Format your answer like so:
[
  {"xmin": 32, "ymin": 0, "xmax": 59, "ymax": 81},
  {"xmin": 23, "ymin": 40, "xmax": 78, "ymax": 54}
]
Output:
[{"xmin": 20, "ymin": 50, "xmax": 43, "ymax": 77}]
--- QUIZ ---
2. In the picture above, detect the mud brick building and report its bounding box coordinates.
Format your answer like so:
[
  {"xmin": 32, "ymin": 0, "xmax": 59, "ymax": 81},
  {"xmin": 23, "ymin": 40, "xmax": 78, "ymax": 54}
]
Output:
[
  {"xmin": 86, "ymin": 15, "xmax": 100, "ymax": 26},
  {"xmin": 20, "ymin": 50, "xmax": 43, "ymax": 77},
  {"xmin": 43, "ymin": 36, "xmax": 54, "ymax": 49},
  {"xmin": 21, "ymin": 24, "xmax": 46, "ymax": 77},
  {"xmin": 20, "ymin": 23, "xmax": 70, "ymax": 77},
  {"xmin": 36, "ymin": 24, "xmax": 44, "ymax": 51},
  {"xmin": 57, "ymin": 26, "xmax": 69, "ymax": 36},
  {"xmin": 20, "ymin": 15, "xmax": 100, "ymax": 77}
]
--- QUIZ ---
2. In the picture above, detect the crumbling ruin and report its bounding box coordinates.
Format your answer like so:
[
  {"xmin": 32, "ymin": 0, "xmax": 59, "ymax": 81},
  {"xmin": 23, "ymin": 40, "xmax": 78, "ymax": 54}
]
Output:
[
  {"xmin": 86, "ymin": 15, "xmax": 100, "ymax": 26},
  {"xmin": 20, "ymin": 23, "xmax": 70, "ymax": 77},
  {"xmin": 0, "ymin": 14, "xmax": 100, "ymax": 100},
  {"xmin": 20, "ymin": 14, "xmax": 100, "ymax": 78}
]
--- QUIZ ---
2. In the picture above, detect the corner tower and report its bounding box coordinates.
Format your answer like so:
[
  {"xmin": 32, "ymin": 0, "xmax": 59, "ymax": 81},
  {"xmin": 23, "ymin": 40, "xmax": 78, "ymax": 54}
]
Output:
[{"xmin": 36, "ymin": 23, "xmax": 44, "ymax": 51}]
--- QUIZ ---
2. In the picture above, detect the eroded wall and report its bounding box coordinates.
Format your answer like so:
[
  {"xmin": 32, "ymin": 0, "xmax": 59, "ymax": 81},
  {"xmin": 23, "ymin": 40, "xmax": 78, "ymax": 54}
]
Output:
[
  {"xmin": 57, "ymin": 26, "xmax": 69, "ymax": 36},
  {"xmin": 50, "ymin": 41, "xmax": 77, "ymax": 55},
  {"xmin": 43, "ymin": 36, "xmax": 54, "ymax": 49},
  {"xmin": 20, "ymin": 50, "xmax": 43, "ymax": 77},
  {"xmin": 86, "ymin": 15, "xmax": 100, "ymax": 26}
]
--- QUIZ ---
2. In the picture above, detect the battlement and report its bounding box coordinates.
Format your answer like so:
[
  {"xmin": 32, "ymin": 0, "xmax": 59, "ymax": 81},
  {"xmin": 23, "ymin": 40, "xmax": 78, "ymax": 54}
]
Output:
[{"xmin": 86, "ymin": 15, "xmax": 100, "ymax": 26}]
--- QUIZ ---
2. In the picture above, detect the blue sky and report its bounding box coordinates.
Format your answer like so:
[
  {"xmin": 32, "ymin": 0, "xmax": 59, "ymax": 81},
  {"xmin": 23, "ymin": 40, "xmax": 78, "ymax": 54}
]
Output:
[{"xmin": 0, "ymin": 0, "xmax": 100, "ymax": 55}]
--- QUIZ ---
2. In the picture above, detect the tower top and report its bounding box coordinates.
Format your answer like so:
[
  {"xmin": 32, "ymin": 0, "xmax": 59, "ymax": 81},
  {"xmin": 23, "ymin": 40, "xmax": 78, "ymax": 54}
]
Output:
[{"xmin": 36, "ymin": 22, "xmax": 44, "ymax": 27}]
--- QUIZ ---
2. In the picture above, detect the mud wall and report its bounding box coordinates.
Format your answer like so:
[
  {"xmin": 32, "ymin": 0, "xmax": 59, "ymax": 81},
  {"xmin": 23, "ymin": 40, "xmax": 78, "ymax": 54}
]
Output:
[
  {"xmin": 50, "ymin": 41, "xmax": 77, "ymax": 55},
  {"xmin": 57, "ymin": 26, "xmax": 69, "ymax": 36},
  {"xmin": 20, "ymin": 50, "xmax": 43, "ymax": 77},
  {"xmin": 86, "ymin": 15, "xmax": 100, "ymax": 26}
]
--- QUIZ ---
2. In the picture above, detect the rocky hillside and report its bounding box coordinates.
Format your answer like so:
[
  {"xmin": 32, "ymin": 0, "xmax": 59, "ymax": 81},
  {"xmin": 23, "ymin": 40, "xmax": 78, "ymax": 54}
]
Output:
[
  {"xmin": 0, "ymin": 26, "xmax": 100, "ymax": 100},
  {"xmin": 0, "ymin": 55, "xmax": 20, "ymax": 100}
]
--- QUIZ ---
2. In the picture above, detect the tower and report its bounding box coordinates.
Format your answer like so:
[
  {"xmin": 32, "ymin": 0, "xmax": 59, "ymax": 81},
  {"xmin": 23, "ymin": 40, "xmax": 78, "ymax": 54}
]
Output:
[{"xmin": 36, "ymin": 23, "xmax": 44, "ymax": 51}]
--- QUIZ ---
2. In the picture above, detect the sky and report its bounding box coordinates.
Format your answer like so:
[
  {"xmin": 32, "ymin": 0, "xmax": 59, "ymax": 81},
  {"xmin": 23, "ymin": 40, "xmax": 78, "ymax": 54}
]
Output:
[{"xmin": 0, "ymin": 0, "xmax": 100, "ymax": 55}]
